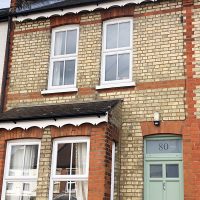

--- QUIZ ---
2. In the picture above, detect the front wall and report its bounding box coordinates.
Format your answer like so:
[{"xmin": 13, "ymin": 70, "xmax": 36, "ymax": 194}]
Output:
[{"xmin": 6, "ymin": 0, "xmax": 185, "ymax": 199}]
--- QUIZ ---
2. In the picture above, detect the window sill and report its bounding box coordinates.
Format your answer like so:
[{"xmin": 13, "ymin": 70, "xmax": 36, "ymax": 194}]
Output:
[
  {"xmin": 41, "ymin": 88, "xmax": 78, "ymax": 95},
  {"xmin": 96, "ymin": 82, "xmax": 136, "ymax": 90}
]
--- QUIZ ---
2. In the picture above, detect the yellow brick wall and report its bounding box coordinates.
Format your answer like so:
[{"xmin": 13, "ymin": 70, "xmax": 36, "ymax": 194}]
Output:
[
  {"xmin": 134, "ymin": 11, "xmax": 184, "ymax": 83},
  {"xmin": 10, "ymin": 20, "xmax": 51, "ymax": 93},
  {"xmin": 134, "ymin": 0, "xmax": 182, "ymax": 14},
  {"xmin": 7, "ymin": 1, "xmax": 186, "ymax": 199},
  {"xmin": 77, "ymin": 13, "xmax": 102, "ymax": 88},
  {"xmin": 194, "ymin": 0, "xmax": 200, "ymax": 5}
]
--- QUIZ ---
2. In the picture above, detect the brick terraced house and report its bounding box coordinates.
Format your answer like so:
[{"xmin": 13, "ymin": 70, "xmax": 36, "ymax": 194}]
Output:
[{"xmin": 0, "ymin": 0, "xmax": 200, "ymax": 199}]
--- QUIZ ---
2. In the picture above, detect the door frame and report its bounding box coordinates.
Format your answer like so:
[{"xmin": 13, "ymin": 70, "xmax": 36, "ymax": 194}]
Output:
[{"xmin": 144, "ymin": 135, "xmax": 184, "ymax": 200}]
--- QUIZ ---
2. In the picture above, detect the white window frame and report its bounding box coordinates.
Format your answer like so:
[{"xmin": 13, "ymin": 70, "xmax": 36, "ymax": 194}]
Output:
[
  {"xmin": 1, "ymin": 139, "xmax": 41, "ymax": 200},
  {"xmin": 49, "ymin": 137, "xmax": 90, "ymax": 200},
  {"xmin": 110, "ymin": 142, "xmax": 116, "ymax": 200},
  {"xmin": 97, "ymin": 18, "xmax": 134, "ymax": 89},
  {"xmin": 47, "ymin": 25, "xmax": 79, "ymax": 93}
]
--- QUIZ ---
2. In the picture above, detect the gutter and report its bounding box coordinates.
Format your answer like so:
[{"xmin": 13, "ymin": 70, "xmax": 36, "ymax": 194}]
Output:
[{"xmin": 0, "ymin": 16, "xmax": 12, "ymax": 112}]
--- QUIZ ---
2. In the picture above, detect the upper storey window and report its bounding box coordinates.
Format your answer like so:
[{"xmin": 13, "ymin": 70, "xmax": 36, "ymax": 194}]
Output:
[
  {"xmin": 98, "ymin": 18, "xmax": 134, "ymax": 89},
  {"xmin": 47, "ymin": 25, "xmax": 79, "ymax": 92}
]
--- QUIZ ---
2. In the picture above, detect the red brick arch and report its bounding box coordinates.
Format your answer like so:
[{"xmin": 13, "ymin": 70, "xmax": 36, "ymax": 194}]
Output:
[{"xmin": 140, "ymin": 121, "xmax": 184, "ymax": 136}]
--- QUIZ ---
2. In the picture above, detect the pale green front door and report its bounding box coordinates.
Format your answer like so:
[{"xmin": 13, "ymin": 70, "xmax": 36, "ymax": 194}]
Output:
[
  {"xmin": 144, "ymin": 136, "xmax": 183, "ymax": 200},
  {"xmin": 146, "ymin": 161, "xmax": 183, "ymax": 200}
]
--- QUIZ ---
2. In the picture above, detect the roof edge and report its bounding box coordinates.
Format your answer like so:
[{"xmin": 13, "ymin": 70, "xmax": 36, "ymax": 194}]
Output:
[{"xmin": 13, "ymin": 0, "xmax": 157, "ymax": 22}]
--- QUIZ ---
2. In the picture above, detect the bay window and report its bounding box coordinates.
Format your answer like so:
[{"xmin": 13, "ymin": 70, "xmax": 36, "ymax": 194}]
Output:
[
  {"xmin": 2, "ymin": 140, "xmax": 40, "ymax": 200},
  {"xmin": 49, "ymin": 137, "xmax": 90, "ymax": 200}
]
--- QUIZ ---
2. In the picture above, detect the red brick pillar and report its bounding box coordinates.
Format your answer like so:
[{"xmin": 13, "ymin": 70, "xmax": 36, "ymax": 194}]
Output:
[
  {"xmin": 182, "ymin": 0, "xmax": 200, "ymax": 199},
  {"xmin": 88, "ymin": 123, "xmax": 114, "ymax": 200}
]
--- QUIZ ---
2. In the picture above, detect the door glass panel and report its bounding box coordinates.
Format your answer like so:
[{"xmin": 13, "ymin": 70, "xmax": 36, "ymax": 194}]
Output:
[
  {"xmin": 166, "ymin": 164, "xmax": 179, "ymax": 178},
  {"xmin": 146, "ymin": 139, "xmax": 182, "ymax": 154},
  {"xmin": 150, "ymin": 164, "xmax": 162, "ymax": 178}
]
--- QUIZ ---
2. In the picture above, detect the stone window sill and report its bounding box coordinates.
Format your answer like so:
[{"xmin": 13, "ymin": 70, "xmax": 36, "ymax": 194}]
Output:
[
  {"xmin": 41, "ymin": 88, "xmax": 78, "ymax": 95},
  {"xmin": 96, "ymin": 82, "xmax": 136, "ymax": 90}
]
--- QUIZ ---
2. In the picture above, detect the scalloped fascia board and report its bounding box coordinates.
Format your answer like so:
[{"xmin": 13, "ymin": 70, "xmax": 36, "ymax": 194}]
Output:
[
  {"xmin": 0, "ymin": 114, "xmax": 108, "ymax": 130},
  {"xmin": 13, "ymin": 0, "xmax": 157, "ymax": 22}
]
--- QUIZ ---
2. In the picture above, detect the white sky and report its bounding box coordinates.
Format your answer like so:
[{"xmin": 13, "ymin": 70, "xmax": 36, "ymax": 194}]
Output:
[{"xmin": 0, "ymin": 0, "xmax": 11, "ymax": 9}]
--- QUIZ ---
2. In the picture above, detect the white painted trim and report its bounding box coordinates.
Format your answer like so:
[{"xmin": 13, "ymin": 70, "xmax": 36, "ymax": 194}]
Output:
[
  {"xmin": 100, "ymin": 18, "xmax": 133, "ymax": 86},
  {"xmin": 1, "ymin": 140, "xmax": 41, "ymax": 200},
  {"xmin": 110, "ymin": 142, "xmax": 116, "ymax": 200},
  {"xmin": 49, "ymin": 137, "xmax": 90, "ymax": 200},
  {"xmin": 13, "ymin": 0, "xmax": 157, "ymax": 22},
  {"xmin": 0, "ymin": 114, "xmax": 108, "ymax": 130},
  {"xmin": 41, "ymin": 87, "xmax": 78, "ymax": 94},
  {"xmin": 96, "ymin": 81, "xmax": 135, "ymax": 90}
]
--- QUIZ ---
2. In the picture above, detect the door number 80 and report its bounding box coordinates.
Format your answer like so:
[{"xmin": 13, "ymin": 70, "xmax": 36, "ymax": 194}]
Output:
[{"xmin": 159, "ymin": 143, "xmax": 169, "ymax": 151}]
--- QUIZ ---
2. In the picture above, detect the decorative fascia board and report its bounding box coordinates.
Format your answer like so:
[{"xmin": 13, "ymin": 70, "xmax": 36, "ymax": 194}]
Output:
[
  {"xmin": 0, "ymin": 114, "xmax": 108, "ymax": 130},
  {"xmin": 13, "ymin": 0, "xmax": 157, "ymax": 22}
]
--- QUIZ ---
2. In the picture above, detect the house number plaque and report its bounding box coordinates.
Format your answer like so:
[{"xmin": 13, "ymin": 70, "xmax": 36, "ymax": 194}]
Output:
[{"xmin": 146, "ymin": 139, "xmax": 182, "ymax": 154}]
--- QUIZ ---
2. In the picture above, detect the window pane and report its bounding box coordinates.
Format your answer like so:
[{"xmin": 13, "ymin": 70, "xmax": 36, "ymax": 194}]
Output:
[
  {"xmin": 72, "ymin": 143, "xmax": 87, "ymax": 175},
  {"xmin": 105, "ymin": 55, "xmax": 117, "ymax": 81},
  {"xmin": 118, "ymin": 53, "xmax": 130, "ymax": 80},
  {"xmin": 64, "ymin": 60, "xmax": 75, "ymax": 85},
  {"xmin": 53, "ymin": 181, "xmax": 88, "ymax": 200},
  {"xmin": 54, "ymin": 31, "xmax": 66, "ymax": 56},
  {"xmin": 9, "ymin": 145, "xmax": 24, "ymax": 176},
  {"xmin": 52, "ymin": 61, "xmax": 64, "ymax": 86},
  {"xmin": 66, "ymin": 29, "xmax": 77, "ymax": 54},
  {"xmin": 23, "ymin": 145, "xmax": 38, "ymax": 176},
  {"xmin": 118, "ymin": 22, "xmax": 130, "ymax": 48},
  {"xmin": 150, "ymin": 164, "xmax": 162, "ymax": 178},
  {"xmin": 106, "ymin": 24, "xmax": 118, "ymax": 49},
  {"xmin": 56, "ymin": 142, "xmax": 88, "ymax": 176},
  {"xmin": 5, "ymin": 182, "xmax": 37, "ymax": 200},
  {"xmin": 56, "ymin": 143, "xmax": 72, "ymax": 175},
  {"xmin": 9, "ymin": 145, "xmax": 39, "ymax": 177},
  {"xmin": 166, "ymin": 164, "xmax": 179, "ymax": 178}
]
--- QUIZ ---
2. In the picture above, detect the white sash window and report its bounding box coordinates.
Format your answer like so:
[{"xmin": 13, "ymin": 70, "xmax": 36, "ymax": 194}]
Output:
[
  {"xmin": 1, "ymin": 140, "xmax": 40, "ymax": 200},
  {"xmin": 48, "ymin": 25, "xmax": 79, "ymax": 92},
  {"xmin": 100, "ymin": 18, "xmax": 133, "ymax": 88},
  {"xmin": 49, "ymin": 137, "xmax": 90, "ymax": 200}
]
